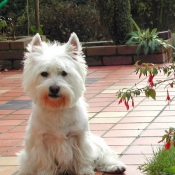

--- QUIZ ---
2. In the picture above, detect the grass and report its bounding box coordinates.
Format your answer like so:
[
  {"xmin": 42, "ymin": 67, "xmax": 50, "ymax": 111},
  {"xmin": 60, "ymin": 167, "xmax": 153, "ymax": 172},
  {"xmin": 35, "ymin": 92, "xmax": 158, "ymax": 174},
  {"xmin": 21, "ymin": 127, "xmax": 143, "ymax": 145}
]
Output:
[{"xmin": 139, "ymin": 143, "xmax": 175, "ymax": 175}]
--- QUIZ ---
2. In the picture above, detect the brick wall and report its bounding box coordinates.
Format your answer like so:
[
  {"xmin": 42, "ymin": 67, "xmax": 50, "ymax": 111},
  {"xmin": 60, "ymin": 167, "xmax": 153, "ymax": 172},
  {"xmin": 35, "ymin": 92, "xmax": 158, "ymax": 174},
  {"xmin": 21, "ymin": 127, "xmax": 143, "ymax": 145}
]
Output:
[
  {"xmin": 0, "ymin": 36, "xmax": 46, "ymax": 70},
  {"xmin": 83, "ymin": 38, "xmax": 173, "ymax": 66},
  {"xmin": 0, "ymin": 35, "xmax": 173, "ymax": 69}
]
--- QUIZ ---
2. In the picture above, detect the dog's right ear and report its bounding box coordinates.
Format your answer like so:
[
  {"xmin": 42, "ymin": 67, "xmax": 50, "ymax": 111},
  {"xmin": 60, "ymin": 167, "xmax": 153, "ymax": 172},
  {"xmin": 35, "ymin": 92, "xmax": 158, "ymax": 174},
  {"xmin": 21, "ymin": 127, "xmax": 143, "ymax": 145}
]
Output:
[{"xmin": 27, "ymin": 33, "xmax": 42, "ymax": 52}]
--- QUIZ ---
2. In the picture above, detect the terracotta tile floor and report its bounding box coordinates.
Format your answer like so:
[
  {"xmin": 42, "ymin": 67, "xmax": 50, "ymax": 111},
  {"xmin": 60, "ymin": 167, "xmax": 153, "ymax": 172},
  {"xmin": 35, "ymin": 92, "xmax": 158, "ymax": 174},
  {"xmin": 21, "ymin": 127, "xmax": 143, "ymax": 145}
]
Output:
[{"xmin": 0, "ymin": 65, "xmax": 174, "ymax": 175}]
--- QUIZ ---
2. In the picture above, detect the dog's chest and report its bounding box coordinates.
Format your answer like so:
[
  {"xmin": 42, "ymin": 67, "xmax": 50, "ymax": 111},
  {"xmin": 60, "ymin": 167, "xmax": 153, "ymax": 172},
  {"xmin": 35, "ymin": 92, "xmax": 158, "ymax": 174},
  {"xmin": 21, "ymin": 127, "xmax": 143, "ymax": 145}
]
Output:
[{"xmin": 42, "ymin": 130, "xmax": 78, "ymax": 144}]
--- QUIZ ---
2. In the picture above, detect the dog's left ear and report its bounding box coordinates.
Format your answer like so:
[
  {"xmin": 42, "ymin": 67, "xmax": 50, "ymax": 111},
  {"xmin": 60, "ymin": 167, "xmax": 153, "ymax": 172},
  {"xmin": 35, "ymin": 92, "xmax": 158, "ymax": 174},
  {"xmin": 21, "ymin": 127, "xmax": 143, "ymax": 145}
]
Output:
[
  {"xmin": 66, "ymin": 33, "xmax": 82, "ymax": 60},
  {"xmin": 27, "ymin": 33, "xmax": 42, "ymax": 52}
]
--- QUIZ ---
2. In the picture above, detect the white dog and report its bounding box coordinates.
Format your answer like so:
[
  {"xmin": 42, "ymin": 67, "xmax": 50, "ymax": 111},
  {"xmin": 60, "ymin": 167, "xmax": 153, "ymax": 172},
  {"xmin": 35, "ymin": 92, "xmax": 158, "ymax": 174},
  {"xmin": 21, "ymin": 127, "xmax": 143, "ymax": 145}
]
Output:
[{"xmin": 17, "ymin": 33, "xmax": 126, "ymax": 175}]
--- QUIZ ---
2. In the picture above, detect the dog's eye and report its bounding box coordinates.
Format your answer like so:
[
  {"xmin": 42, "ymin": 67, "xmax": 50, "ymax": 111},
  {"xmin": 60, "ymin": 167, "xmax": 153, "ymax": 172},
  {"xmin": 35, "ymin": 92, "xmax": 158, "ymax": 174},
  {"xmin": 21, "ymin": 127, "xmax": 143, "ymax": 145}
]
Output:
[
  {"xmin": 61, "ymin": 71, "xmax": 68, "ymax": 77},
  {"xmin": 41, "ymin": 72, "xmax": 49, "ymax": 77}
]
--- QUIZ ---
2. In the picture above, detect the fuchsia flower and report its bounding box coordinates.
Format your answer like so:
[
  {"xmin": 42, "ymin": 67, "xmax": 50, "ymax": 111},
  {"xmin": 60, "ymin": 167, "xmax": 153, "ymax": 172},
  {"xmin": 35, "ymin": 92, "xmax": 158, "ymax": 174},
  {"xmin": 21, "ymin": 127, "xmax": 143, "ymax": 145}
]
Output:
[
  {"xmin": 165, "ymin": 139, "xmax": 171, "ymax": 150},
  {"xmin": 148, "ymin": 74, "xmax": 154, "ymax": 88},
  {"xmin": 131, "ymin": 97, "xmax": 134, "ymax": 107},
  {"xmin": 118, "ymin": 97, "xmax": 123, "ymax": 105},
  {"xmin": 166, "ymin": 90, "xmax": 171, "ymax": 105},
  {"xmin": 124, "ymin": 100, "xmax": 129, "ymax": 110}
]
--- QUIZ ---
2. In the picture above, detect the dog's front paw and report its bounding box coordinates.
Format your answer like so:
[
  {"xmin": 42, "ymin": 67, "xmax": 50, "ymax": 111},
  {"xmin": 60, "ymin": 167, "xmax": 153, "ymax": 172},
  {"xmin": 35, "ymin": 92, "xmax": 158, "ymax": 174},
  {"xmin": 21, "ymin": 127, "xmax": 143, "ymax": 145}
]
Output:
[
  {"xmin": 104, "ymin": 161, "xmax": 126, "ymax": 174},
  {"xmin": 78, "ymin": 167, "xmax": 95, "ymax": 175}
]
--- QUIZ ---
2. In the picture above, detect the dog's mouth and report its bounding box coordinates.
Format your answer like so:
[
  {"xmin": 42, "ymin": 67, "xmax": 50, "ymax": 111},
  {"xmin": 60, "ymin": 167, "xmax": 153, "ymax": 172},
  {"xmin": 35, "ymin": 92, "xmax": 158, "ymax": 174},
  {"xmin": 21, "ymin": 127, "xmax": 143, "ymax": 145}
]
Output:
[{"xmin": 49, "ymin": 94, "xmax": 60, "ymax": 98}]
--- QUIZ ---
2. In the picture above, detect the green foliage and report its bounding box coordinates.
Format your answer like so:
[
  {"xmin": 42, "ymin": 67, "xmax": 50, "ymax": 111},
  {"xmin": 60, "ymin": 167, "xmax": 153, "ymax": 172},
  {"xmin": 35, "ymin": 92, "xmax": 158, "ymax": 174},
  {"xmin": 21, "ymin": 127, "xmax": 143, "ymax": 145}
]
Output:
[
  {"xmin": 57, "ymin": 0, "xmax": 87, "ymax": 4},
  {"xmin": 139, "ymin": 144, "xmax": 175, "ymax": 175},
  {"xmin": 0, "ymin": 0, "xmax": 26, "ymax": 20},
  {"xmin": 30, "ymin": 25, "xmax": 43, "ymax": 35},
  {"xmin": 0, "ymin": 16, "xmax": 16, "ymax": 40},
  {"xmin": 16, "ymin": 0, "xmax": 110, "ymax": 42},
  {"xmin": 130, "ymin": 0, "xmax": 175, "ymax": 31},
  {"xmin": 125, "ymin": 19, "xmax": 174, "ymax": 55},
  {"xmin": 97, "ymin": 0, "xmax": 132, "ymax": 44}
]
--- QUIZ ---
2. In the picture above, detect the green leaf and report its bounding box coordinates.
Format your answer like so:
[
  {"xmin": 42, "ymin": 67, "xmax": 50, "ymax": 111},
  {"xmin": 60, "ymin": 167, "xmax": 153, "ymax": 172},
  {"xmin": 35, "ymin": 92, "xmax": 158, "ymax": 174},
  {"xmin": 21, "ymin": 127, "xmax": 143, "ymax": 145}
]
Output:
[
  {"xmin": 151, "ymin": 28, "xmax": 157, "ymax": 35},
  {"xmin": 150, "ymin": 40, "xmax": 155, "ymax": 54},
  {"xmin": 145, "ymin": 28, "xmax": 150, "ymax": 37},
  {"xmin": 117, "ymin": 92, "xmax": 121, "ymax": 99},
  {"xmin": 135, "ymin": 67, "xmax": 140, "ymax": 74},
  {"xmin": 167, "ymin": 71, "xmax": 172, "ymax": 77},
  {"xmin": 134, "ymin": 90, "xmax": 140, "ymax": 96},
  {"xmin": 154, "ymin": 39, "xmax": 161, "ymax": 50},
  {"xmin": 125, "ymin": 92, "xmax": 131, "ymax": 101},
  {"xmin": 143, "ymin": 40, "xmax": 149, "ymax": 55},
  {"xmin": 148, "ymin": 89, "xmax": 156, "ymax": 100},
  {"xmin": 142, "ymin": 63, "xmax": 149, "ymax": 66},
  {"xmin": 153, "ymin": 68, "xmax": 158, "ymax": 76},
  {"xmin": 131, "ymin": 18, "xmax": 141, "ymax": 34},
  {"xmin": 136, "ymin": 42, "xmax": 143, "ymax": 56},
  {"xmin": 164, "ymin": 166, "xmax": 175, "ymax": 173},
  {"xmin": 144, "ymin": 90, "xmax": 149, "ymax": 98},
  {"xmin": 142, "ymin": 68, "xmax": 147, "ymax": 75},
  {"xmin": 134, "ymin": 60, "xmax": 140, "ymax": 66}
]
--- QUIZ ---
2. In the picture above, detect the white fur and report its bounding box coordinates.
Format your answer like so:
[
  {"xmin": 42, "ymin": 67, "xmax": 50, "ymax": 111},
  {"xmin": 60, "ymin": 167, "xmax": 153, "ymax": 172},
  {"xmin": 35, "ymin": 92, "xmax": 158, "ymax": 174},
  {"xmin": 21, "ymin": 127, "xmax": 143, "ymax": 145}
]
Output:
[{"xmin": 17, "ymin": 33, "xmax": 126, "ymax": 175}]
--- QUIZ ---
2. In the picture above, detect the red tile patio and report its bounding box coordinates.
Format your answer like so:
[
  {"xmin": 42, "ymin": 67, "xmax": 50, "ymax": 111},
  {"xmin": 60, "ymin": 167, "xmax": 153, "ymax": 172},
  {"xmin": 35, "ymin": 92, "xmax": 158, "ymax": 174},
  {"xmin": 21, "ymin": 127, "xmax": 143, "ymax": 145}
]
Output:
[{"xmin": 0, "ymin": 64, "xmax": 174, "ymax": 175}]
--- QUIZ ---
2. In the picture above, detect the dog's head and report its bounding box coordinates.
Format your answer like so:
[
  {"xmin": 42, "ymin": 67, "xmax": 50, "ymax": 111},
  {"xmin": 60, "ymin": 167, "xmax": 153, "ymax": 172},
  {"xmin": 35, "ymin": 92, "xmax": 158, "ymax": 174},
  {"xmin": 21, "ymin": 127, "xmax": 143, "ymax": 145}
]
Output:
[{"xmin": 23, "ymin": 33, "xmax": 87, "ymax": 110}]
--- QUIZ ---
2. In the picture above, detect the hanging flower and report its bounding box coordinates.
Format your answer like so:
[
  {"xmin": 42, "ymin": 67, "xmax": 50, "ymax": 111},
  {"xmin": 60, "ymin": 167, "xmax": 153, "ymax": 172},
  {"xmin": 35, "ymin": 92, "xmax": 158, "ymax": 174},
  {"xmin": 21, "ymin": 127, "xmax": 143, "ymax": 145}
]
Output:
[
  {"xmin": 148, "ymin": 74, "xmax": 154, "ymax": 88},
  {"xmin": 118, "ymin": 97, "xmax": 123, "ymax": 105},
  {"xmin": 165, "ymin": 139, "xmax": 171, "ymax": 150},
  {"xmin": 131, "ymin": 97, "xmax": 134, "ymax": 107},
  {"xmin": 166, "ymin": 90, "xmax": 171, "ymax": 105},
  {"xmin": 124, "ymin": 100, "xmax": 129, "ymax": 110}
]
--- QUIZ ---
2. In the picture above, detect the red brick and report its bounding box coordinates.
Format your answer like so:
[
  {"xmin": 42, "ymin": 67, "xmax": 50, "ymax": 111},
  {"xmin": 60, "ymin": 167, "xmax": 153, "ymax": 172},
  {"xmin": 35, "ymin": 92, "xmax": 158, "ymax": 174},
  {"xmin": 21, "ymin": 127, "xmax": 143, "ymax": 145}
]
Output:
[
  {"xmin": 87, "ymin": 46, "xmax": 117, "ymax": 56},
  {"xmin": 0, "ymin": 51, "xmax": 24, "ymax": 59},
  {"xmin": 10, "ymin": 36, "xmax": 33, "ymax": 50},
  {"xmin": 103, "ymin": 56, "xmax": 133, "ymax": 65},
  {"xmin": 134, "ymin": 53, "xmax": 168, "ymax": 64},
  {"xmin": 0, "ymin": 41, "xmax": 10, "ymax": 50},
  {"xmin": 86, "ymin": 57, "xmax": 103, "ymax": 66},
  {"xmin": 117, "ymin": 45, "xmax": 137, "ymax": 55}
]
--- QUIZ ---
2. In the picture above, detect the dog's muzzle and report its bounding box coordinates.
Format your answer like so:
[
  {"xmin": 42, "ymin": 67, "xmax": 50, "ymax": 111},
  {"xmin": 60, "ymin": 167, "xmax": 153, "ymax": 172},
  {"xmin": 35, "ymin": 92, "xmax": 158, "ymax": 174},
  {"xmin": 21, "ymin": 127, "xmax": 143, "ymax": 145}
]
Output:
[{"xmin": 49, "ymin": 85, "xmax": 60, "ymax": 98}]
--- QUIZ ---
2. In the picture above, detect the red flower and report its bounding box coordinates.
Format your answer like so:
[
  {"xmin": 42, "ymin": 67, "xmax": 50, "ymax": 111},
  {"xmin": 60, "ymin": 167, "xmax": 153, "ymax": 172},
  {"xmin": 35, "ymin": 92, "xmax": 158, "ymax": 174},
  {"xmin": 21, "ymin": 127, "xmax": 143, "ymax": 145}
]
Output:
[
  {"xmin": 132, "ymin": 97, "xmax": 134, "ymax": 107},
  {"xmin": 148, "ymin": 74, "xmax": 154, "ymax": 88},
  {"xmin": 118, "ymin": 97, "xmax": 123, "ymax": 105},
  {"xmin": 166, "ymin": 90, "xmax": 171, "ymax": 105},
  {"xmin": 124, "ymin": 100, "xmax": 129, "ymax": 110},
  {"xmin": 165, "ymin": 139, "xmax": 171, "ymax": 150}
]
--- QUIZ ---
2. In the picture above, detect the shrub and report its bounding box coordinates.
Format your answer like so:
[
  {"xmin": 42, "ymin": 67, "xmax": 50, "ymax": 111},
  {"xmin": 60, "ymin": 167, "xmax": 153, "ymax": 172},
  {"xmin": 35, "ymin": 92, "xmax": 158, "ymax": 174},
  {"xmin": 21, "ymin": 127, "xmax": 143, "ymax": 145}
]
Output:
[
  {"xmin": 0, "ymin": 0, "xmax": 26, "ymax": 20},
  {"xmin": 130, "ymin": 0, "xmax": 175, "ymax": 31},
  {"xmin": 16, "ymin": 0, "xmax": 110, "ymax": 42},
  {"xmin": 96, "ymin": 0, "xmax": 132, "ymax": 44}
]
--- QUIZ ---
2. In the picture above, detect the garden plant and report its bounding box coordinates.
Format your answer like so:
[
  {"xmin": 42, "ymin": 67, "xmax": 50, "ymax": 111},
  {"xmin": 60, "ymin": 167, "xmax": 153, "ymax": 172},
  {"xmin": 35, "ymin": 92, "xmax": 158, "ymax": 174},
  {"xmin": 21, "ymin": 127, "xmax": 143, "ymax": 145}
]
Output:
[
  {"xmin": 97, "ymin": 0, "xmax": 132, "ymax": 44},
  {"xmin": 125, "ymin": 19, "xmax": 174, "ymax": 57},
  {"xmin": 116, "ymin": 61, "xmax": 175, "ymax": 174}
]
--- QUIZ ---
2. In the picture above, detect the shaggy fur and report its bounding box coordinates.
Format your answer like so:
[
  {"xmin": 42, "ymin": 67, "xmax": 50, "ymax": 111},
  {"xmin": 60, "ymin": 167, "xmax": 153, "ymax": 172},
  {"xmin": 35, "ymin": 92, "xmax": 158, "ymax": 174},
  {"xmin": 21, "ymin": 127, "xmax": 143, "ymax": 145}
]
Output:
[{"xmin": 17, "ymin": 33, "xmax": 127, "ymax": 175}]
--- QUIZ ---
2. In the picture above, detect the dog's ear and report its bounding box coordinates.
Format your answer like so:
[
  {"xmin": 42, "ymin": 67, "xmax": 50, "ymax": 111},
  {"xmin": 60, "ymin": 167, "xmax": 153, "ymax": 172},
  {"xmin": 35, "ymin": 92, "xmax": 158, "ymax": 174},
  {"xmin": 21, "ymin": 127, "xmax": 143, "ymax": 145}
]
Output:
[
  {"xmin": 65, "ymin": 33, "xmax": 82, "ymax": 60},
  {"xmin": 67, "ymin": 32, "xmax": 81, "ymax": 51},
  {"xmin": 27, "ymin": 33, "xmax": 42, "ymax": 52}
]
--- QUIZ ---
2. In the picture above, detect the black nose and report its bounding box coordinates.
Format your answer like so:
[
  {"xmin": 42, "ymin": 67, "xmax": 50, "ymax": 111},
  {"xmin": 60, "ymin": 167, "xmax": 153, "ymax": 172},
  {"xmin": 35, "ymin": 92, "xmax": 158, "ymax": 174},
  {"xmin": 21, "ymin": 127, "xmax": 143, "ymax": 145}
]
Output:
[{"xmin": 49, "ymin": 85, "xmax": 60, "ymax": 95}]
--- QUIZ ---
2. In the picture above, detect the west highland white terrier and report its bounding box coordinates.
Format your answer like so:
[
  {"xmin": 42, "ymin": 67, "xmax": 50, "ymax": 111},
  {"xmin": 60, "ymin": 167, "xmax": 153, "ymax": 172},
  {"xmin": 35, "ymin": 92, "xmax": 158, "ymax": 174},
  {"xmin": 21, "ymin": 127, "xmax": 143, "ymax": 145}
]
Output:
[{"xmin": 17, "ymin": 33, "xmax": 126, "ymax": 175}]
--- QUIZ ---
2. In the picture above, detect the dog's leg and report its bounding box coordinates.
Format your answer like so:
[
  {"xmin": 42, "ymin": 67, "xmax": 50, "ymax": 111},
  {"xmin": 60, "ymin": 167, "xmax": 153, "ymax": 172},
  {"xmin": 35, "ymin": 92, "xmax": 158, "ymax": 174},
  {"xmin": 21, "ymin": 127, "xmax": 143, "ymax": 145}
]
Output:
[
  {"xmin": 70, "ymin": 134, "xmax": 95, "ymax": 175},
  {"xmin": 96, "ymin": 149, "xmax": 126, "ymax": 174},
  {"xmin": 90, "ymin": 134, "xmax": 126, "ymax": 174}
]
